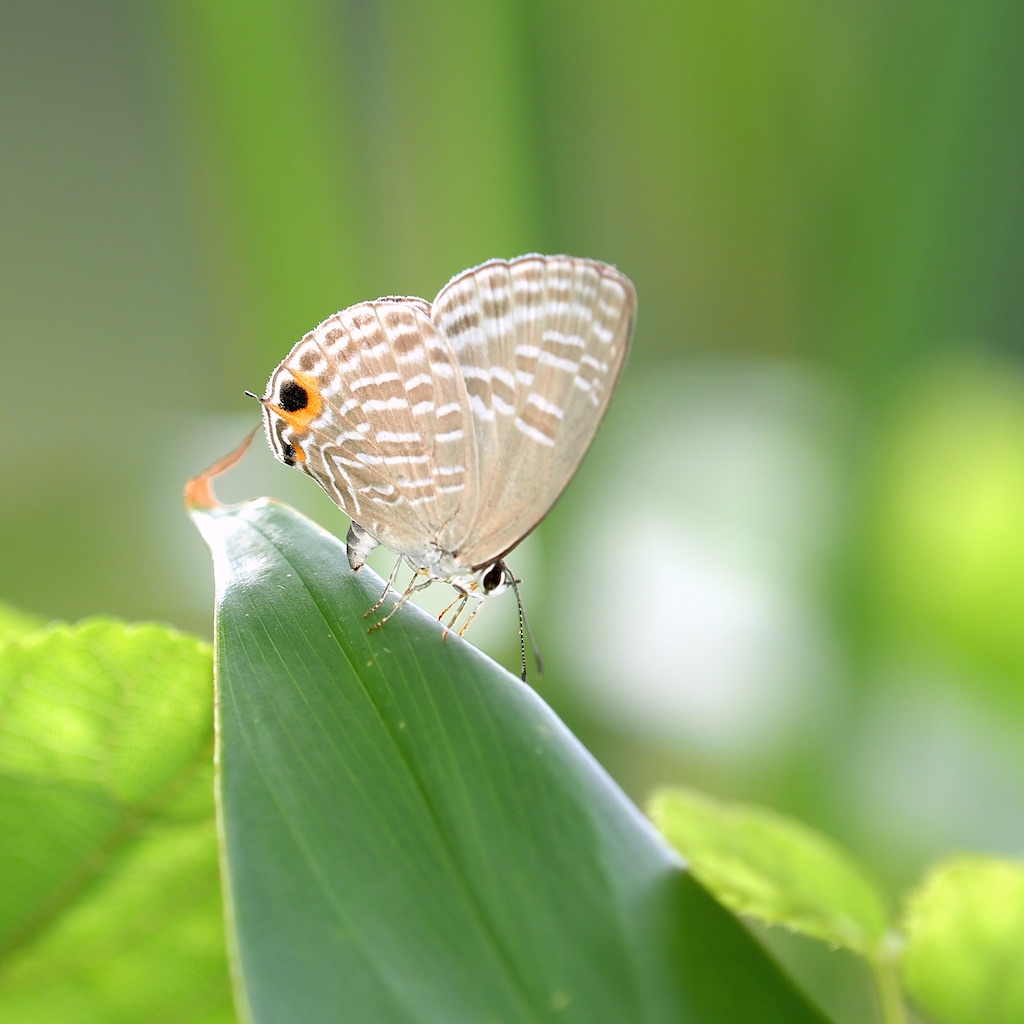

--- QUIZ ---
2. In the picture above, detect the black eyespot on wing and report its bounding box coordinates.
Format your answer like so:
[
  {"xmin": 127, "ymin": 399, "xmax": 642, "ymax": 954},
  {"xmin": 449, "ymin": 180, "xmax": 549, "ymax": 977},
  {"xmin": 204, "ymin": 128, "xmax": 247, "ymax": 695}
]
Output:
[
  {"xmin": 281, "ymin": 443, "xmax": 297, "ymax": 467},
  {"xmin": 279, "ymin": 379, "xmax": 309, "ymax": 412},
  {"xmin": 483, "ymin": 563, "xmax": 505, "ymax": 592}
]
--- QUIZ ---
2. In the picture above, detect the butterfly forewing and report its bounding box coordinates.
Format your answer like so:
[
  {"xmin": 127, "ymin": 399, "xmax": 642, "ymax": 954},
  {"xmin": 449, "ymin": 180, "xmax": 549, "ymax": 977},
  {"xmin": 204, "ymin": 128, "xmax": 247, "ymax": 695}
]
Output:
[
  {"xmin": 262, "ymin": 298, "xmax": 476, "ymax": 560},
  {"xmin": 432, "ymin": 255, "xmax": 635, "ymax": 567}
]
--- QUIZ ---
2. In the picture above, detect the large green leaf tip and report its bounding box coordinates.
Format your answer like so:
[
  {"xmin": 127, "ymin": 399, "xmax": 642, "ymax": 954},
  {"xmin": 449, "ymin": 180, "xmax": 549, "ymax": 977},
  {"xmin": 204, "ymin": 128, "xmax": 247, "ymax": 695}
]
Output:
[{"xmin": 190, "ymin": 489, "xmax": 826, "ymax": 1024}]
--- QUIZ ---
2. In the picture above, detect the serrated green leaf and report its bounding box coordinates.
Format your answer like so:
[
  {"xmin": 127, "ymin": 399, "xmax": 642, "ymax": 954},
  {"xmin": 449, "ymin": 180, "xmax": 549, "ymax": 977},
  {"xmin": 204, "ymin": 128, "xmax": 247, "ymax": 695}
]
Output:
[
  {"xmin": 650, "ymin": 787, "xmax": 891, "ymax": 957},
  {"xmin": 0, "ymin": 619, "xmax": 232, "ymax": 1024},
  {"xmin": 901, "ymin": 855, "xmax": 1024, "ymax": 1024},
  {"xmin": 193, "ymin": 497, "xmax": 826, "ymax": 1024}
]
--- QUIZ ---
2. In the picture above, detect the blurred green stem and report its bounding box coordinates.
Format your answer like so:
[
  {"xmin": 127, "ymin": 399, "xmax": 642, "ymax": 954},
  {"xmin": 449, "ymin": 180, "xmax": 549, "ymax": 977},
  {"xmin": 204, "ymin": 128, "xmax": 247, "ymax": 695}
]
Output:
[{"xmin": 871, "ymin": 960, "xmax": 907, "ymax": 1024}]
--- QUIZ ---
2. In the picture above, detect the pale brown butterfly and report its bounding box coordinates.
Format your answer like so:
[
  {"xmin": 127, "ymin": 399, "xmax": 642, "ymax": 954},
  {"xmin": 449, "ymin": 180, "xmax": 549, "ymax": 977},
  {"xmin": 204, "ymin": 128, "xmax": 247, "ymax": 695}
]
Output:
[{"xmin": 249, "ymin": 254, "xmax": 635, "ymax": 677}]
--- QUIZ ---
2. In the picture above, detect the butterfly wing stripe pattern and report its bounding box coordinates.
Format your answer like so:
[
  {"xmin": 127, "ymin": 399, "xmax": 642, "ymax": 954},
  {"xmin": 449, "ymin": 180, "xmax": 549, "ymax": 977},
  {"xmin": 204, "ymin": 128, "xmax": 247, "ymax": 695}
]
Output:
[
  {"xmin": 257, "ymin": 253, "xmax": 634, "ymax": 613},
  {"xmin": 432, "ymin": 255, "xmax": 635, "ymax": 567},
  {"xmin": 261, "ymin": 297, "xmax": 477, "ymax": 561}
]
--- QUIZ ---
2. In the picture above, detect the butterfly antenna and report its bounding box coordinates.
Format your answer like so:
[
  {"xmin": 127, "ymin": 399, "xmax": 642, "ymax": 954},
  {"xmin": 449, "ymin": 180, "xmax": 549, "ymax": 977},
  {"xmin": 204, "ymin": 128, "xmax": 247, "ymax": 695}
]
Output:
[{"xmin": 509, "ymin": 573, "xmax": 543, "ymax": 682}]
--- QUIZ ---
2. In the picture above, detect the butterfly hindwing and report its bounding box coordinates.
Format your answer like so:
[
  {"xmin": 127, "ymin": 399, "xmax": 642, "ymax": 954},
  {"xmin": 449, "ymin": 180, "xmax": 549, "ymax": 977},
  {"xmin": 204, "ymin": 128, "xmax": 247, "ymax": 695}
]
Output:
[{"xmin": 431, "ymin": 255, "xmax": 635, "ymax": 566}]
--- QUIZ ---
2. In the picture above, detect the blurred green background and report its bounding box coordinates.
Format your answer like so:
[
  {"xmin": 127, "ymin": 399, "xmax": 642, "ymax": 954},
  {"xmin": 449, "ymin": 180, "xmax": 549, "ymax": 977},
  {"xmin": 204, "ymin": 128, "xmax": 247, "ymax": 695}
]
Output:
[{"xmin": 2, "ymin": 1, "xmax": 1023, "ymax": 1017}]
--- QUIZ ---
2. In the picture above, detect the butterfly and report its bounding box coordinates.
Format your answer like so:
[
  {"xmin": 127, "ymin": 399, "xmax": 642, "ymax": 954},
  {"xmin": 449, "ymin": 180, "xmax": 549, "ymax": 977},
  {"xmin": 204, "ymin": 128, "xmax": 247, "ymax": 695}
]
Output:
[{"xmin": 250, "ymin": 254, "xmax": 635, "ymax": 672}]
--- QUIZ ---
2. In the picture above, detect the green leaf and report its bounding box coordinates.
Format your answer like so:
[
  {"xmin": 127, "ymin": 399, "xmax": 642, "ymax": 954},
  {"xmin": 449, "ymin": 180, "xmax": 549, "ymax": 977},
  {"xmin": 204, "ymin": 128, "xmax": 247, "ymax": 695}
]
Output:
[
  {"xmin": 193, "ymin": 497, "xmax": 826, "ymax": 1024},
  {"xmin": 650, "ymin": 787, "xmax": 891, "ymax": 958},
  {"xmin": 901, "ymin": 855, "xmax": 1024, "ymax": 1024},
  {"xmin": 0, "ymin": 619, "xmax": 232, "ymax": 1024},
  {"xmin": 0, "ymin": 602, "xmax": 44, "ymax": 643}
]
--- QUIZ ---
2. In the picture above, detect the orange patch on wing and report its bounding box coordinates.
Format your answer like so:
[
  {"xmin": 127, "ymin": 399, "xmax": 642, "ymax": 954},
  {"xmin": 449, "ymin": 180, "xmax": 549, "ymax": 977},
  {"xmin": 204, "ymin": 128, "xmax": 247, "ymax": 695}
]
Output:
[
  {"xmin": 290, "ymin": 442, "xmax": 307, "ymax": 464},
  {"xmin": 270, "ymin": 370, "xmax": 324, "ymax": 434}
]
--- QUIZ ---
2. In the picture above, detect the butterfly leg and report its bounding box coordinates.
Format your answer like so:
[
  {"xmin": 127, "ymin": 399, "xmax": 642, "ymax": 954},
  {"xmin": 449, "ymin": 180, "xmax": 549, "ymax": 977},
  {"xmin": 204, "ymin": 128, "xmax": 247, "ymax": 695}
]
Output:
[
  {"xmin": 438, "ymin": 593, "xmax": 469, "ymax": 642},
  {"xmin": 367, "ymin": 572, "xmax": 433, "ymax": 632},
  {"xmin": 437, "ymin": 592, "xmax": 462, "ymax": 623},
  {"xmin": 455, "ymin": 601, "xmax": 484, "ymax": 638},
  {"xmin": 364, "ymin": 555, "xmax": 405, "ymax": 618}
]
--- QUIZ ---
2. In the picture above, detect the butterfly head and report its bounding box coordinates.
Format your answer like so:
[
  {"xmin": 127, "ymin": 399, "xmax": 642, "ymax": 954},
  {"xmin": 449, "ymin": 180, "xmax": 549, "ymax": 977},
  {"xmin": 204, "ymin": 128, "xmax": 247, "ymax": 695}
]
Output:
[
  {"xmin": 440, "ymin": 559, "xmax": 513, "ymax": 600},
  {"xmin": 481, "ymin": 560, "xmax": 512, "ymax": 597}
]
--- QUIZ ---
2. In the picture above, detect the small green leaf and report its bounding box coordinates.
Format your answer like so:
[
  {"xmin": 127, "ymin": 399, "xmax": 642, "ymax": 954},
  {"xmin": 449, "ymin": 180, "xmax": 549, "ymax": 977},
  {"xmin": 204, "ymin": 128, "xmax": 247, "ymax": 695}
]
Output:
[
  {"xmin": 0, "ymin": 619, "xmax": 232, "ymax": 1024},
  {"xmin": 194, "ymin": 497, "xmax": 826, "ymax": 1024},
  {"xmin": 901, "ymin": 855, "xmax": 1024, "ymax": 1024},
  {"xmin": 650, "ymin": 787, "xmax": 891, "ymax": 957}
]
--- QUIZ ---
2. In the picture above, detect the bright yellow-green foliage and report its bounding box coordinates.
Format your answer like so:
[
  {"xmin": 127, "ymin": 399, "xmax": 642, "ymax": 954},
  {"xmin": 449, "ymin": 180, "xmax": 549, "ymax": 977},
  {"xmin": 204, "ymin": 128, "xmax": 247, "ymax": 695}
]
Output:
[
  {"xmin": 651, "ymin": 787, "xmax": 891, "ymax": 956},
  {"xmin": 0, "ymin": 619, "xmax": 232, "ymax": 1024},
  {"xmin": 902, "ymin": 857, "xmax": 1024, "ymax": 1024}
]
